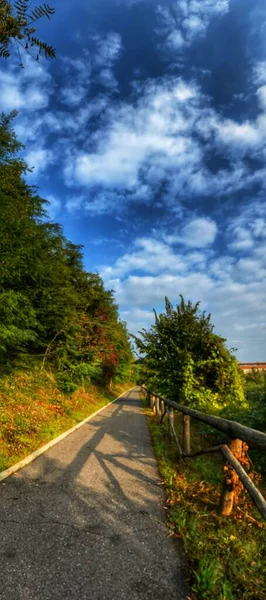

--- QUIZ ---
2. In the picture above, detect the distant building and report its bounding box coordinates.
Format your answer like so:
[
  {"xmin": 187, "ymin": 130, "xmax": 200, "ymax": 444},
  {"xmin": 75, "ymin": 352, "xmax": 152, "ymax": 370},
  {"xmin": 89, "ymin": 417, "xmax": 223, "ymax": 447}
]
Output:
[{"xmin": 239, "ymin": 362, "xmax": 266, "ymax": 374}]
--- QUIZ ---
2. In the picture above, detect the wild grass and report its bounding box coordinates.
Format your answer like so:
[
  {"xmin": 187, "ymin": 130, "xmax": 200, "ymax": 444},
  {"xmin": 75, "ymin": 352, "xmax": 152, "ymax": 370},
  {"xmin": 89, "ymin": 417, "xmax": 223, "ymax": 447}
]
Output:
[
  {"xmin": 145, "ymin": 405, "xmax": 266, "ymax": 600},
  {"xmin": 0, "ymin": 369, "xmax": 132, "ymax": 472}
]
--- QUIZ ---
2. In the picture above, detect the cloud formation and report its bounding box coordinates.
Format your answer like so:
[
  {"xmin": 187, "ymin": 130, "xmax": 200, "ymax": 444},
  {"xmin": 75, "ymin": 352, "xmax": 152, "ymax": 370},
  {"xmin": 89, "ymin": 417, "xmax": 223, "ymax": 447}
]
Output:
[
  {"xmin": 64, "ymin": 70, "xmax": 266, "ymax": 216},
  {"xmin": 0, "ymin": 56, "xmax": 52, "ymax": 113},
  {"xmin": 156, "ymin": 0, "xmax": 229, "ymax": 54},
  {"xmin": 99, "ymin": 200, "xmax": 266, "ymax": 361},
  {"xmin": 1, "ymin": 0, "xmax": 265, "ymax": 361}
]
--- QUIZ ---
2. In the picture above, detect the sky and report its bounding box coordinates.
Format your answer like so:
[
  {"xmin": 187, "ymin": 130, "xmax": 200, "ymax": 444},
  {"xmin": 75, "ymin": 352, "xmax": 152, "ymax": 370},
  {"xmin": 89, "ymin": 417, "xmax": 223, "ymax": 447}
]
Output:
[{"xmin": 1, "ymin": 0, "xmax": 266, "ymax": 361}]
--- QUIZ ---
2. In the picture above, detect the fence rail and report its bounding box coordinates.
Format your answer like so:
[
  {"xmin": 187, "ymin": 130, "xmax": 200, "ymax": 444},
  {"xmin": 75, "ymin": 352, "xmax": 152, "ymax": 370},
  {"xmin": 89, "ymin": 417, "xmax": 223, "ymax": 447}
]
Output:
[{"xmin": 141, "ymin": 386, "xmax": 266, "ymax": 521}]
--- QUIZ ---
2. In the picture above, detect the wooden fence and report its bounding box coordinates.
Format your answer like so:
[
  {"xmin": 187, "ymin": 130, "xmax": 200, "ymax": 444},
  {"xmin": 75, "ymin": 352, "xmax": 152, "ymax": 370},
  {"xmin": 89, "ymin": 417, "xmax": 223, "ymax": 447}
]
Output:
[{"xmin": 141, "ymin": 386, "xmax": 266, "ymax": 521}]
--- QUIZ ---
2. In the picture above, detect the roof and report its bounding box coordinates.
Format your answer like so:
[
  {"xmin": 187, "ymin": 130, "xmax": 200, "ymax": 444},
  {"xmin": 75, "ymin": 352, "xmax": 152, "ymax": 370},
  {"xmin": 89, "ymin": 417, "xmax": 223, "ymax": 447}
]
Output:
[{"xmin": 239, "ymin": 363, "xmax": 266, "ymax": 369}]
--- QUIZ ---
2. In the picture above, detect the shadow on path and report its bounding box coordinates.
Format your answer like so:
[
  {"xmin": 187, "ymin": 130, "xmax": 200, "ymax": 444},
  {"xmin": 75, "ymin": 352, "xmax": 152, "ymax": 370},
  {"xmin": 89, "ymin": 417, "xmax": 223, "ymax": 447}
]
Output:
[{"xmin": 0, "ymin": 388, "xmax": 189, "ymax": 600}]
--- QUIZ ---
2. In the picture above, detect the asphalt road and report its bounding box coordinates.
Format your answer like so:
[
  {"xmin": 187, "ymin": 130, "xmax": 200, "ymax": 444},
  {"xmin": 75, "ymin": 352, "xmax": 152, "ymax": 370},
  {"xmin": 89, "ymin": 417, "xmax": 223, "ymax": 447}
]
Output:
[{"xmin": 0, "ymin": 387, "xmax": 189, "ymax": 600}]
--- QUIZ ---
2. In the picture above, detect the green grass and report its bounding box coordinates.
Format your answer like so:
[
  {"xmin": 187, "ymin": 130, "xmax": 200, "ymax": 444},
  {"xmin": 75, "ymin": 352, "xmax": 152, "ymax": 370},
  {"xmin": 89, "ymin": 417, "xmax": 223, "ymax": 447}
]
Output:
[
  {"xmin": 144, "ymin": 402, "xmax": 266, "ymax": 600},
  {"xmin": 0, "ymin": 369, "xmax": 133, "ymax": 472}
]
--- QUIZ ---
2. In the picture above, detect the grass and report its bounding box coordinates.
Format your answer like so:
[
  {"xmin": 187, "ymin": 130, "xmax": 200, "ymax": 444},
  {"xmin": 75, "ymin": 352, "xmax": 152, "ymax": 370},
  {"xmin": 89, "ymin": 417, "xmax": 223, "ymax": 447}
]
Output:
[
  {"xmin": 144, "ymin": 402, "xmax": 266, "ymax": 600},
  {"xmin": 0, "ymin": 369, "xmax": 133, "ymax": 472}
]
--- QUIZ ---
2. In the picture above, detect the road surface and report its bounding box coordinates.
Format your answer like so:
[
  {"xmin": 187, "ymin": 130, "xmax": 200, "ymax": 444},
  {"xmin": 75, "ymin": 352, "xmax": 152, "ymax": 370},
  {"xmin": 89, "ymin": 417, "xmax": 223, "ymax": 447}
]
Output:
[{"xmin": 0, "ymin": 387, "xmax": 189, "ymax": 600}]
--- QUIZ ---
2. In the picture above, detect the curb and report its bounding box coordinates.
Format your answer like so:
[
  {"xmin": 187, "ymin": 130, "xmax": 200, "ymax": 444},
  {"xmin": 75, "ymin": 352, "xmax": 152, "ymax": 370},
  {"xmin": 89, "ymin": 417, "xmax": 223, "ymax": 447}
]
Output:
[{"xmin": 0, "ymin": 386, "xmax": 136, "ymax": 482}]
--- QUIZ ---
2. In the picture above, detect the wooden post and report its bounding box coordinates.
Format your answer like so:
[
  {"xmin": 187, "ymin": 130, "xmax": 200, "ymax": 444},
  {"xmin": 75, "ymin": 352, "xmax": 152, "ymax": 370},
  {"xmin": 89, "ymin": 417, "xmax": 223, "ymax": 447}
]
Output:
[
  {"xmin": 219, "ymin": 438, "xmax": 243, "ymax": 517},
  {"xmin": 160, "ymin": 399, "xmax": 165, "ymax": 415},
  {"xmin": 221, "ymin": 444, "xmax": 266, "ymax": 521},
  {"xmin": 169, "ymin": 417, "xmax": 183, "ymax": 457},
  {"xmin": 168, "ymin": 407, "xmax": 174, "ymax": 437},
  {"xmin": 183, "ymin": 415, "xmax": 191, "ymax": 455},
  {"xmin": 152, "ymin": 396, "xmax": 156, "ymax": 413},
  {"xmin": 155, "ymin": 397, "xmax": 160, "ymax": 416}
]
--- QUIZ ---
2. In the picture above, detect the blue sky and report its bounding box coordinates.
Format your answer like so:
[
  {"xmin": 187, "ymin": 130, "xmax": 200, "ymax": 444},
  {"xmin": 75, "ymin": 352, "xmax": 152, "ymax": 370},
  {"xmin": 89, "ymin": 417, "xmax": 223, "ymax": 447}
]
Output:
[{"xmin": 1, "ymin": 0, "xmax": 266, "ymax": 361}]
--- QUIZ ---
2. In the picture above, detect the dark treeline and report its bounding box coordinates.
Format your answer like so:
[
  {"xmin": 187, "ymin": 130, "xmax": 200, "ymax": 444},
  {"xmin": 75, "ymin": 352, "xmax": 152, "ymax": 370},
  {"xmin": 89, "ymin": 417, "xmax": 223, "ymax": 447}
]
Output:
[{"xmin": 0, "ymin": 112, "xmax": 133, "ymax": 391}]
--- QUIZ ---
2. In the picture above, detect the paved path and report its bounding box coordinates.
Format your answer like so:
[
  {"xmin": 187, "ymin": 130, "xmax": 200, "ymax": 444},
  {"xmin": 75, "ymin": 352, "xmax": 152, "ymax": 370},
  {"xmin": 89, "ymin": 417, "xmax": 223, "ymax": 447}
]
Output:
[{"xmin": 0, "ymin": 388, "xmax": 189, "ymax": 600}]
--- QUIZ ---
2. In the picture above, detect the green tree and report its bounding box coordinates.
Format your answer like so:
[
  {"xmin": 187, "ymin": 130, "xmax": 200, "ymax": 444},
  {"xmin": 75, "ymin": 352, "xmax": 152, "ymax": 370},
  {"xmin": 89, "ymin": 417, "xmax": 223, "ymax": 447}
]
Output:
[
  {"xmin": 0, "ymin": 112, "xmax": 134, "ymax": 388},
  {"xmin": 0, "ymin": 0, "xmax": 55, "ymax": 62},
  {"xmin": 134, "ymin": 296, "xmax": 244, "ymax": 413}
]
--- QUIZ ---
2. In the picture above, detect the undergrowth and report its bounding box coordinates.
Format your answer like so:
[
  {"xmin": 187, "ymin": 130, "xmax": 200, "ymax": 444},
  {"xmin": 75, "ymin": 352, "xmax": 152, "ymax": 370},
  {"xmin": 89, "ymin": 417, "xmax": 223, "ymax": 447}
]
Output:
[
  {"xmin": 145, "ymin": 406, "xmax": 266, "ymax": 600},
  {"xmin": 0, "ymin": 369, "xmax": 133, "ymax": 472}
]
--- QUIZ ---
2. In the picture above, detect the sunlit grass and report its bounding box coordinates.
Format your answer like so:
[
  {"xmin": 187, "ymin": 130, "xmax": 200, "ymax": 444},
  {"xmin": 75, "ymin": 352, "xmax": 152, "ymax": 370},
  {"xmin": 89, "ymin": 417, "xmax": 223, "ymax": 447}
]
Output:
[
  {"xmin": 0, "ymin": 370, "xmax": 132, "ymax": 471},
  {"xmin": 144, "ymin": 403, "xmax": 266, "ymax": 600}
]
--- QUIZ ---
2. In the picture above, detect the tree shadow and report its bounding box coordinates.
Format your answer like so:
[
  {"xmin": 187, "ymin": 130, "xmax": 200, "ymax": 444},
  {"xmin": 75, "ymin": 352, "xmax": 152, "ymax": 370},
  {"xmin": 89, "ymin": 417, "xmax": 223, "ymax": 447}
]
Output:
[{"xmin": 0, "ymin": 389, "xmax": 189, "ymax": 600}]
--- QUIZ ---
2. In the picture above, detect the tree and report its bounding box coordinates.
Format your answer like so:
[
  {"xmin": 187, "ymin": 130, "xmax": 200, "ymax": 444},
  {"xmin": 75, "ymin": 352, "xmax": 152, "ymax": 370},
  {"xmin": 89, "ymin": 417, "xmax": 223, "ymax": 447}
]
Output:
[
  {"xmin": 134, "ymin": 296, "xmax": 244, "ymax": 413},
  {"xmin": 0, "ymin": 0, "xmax": 55, "ymax": 63},
  {"xmin": 0, "ymin": 111, "xmax": 134, "ymax": 388}
]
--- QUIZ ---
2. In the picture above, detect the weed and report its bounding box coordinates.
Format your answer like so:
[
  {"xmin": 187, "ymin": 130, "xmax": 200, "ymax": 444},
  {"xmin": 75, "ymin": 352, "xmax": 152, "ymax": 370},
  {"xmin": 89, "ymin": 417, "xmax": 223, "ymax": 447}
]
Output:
[{"xmin": 144, "ymin": 404, "xmax": 266, "ymax": 600}]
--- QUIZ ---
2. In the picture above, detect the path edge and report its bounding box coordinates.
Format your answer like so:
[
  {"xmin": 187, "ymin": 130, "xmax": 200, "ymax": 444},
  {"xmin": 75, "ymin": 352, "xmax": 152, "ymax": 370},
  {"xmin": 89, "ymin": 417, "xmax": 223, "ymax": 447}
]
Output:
[{"xmin": 0, "ymin": 386, "xmax": 136, "ymax": 482}]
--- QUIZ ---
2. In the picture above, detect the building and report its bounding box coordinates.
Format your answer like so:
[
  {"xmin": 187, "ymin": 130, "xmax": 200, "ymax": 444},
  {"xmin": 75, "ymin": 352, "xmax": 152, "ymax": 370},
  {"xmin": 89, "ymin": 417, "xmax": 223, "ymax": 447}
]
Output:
[{"xmin": 239, "ymin": 362, "xmax": 266, "ymax": 374}]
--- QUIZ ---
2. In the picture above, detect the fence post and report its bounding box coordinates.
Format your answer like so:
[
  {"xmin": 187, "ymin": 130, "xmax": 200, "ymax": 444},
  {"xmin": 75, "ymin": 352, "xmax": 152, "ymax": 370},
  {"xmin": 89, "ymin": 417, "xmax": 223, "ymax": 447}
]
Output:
[
  {"xmin": 160, "ymin": 399, "xmax": 165, "ymax": 416},
  {"xmin": 219, "ymin": 438, "xmax": 243, "ymax": 516},
  {"xmin": 168, "ymin": 407, "xmax": 174, "ymax": 437},
  {"xmin": 155, "ymin": 396, "xmax": 160, "ymax": 416},
  {"xmin": 183, "ymin": 415, "xmax": 191, "ymax": 454}
]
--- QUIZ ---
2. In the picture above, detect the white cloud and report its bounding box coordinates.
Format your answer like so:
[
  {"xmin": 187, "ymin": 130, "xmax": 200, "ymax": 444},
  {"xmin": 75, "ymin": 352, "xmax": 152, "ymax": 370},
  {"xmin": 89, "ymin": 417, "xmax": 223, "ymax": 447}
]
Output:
[
  {"xmin": 156, "ymin": 0, "xmax": 229, "ymax": 54},
  {"xmin": 227, "ymin": 201, "xmax": 266, "ymax": 252},
  {"xmin": 45, "ymin": 194, "xmax": 62, "ymax": 219},
  {"xmin": 93, "ymin": 32, "xmax": 122, "ymax": 90},
  {"xmin": 63, "ymin": 72, "xmax": 266, "ymax": 216},
  {"xmin": 228, "ymin": 226, "xmax": 254, "ymax": 251},
  {"xmin": 104, "ymin": 255, "xmax": 266, "ymax": 361},
  {"xmin": 3, "ymin": 54, "xmax": 266, "ymax": 217},
  {"xmin": 0, "ymin": 56, "xmax": 52, "ymax": 112},
  {"xmin": 65, "ymin": 77, "xmax": 204, "ymax": 197},
  {"xmin": 99, "ymin": 200, "xmax": 266, "ymax": 361},
  {"xmin": 59, "ymin": 34, "xmax": 122, "ymax": 105},
  {"xmin": 166, "ymin": 217, "xmax": 218, "ymax": 248},
  {"xmin": 257, "ymin": 85, "xmax": 266, "ymax": 111},
  {"xmin": 253, "ymin": 61, "xmax": 266, "ymax": 86},
  {"xmin": 216, "ymin": 119, "xmax": 262, "ymax": 151},
  {"xmin": 101, "ymin": 234, "xmax": 212, "ymax": 283},
  {"xmin": 60, "ymin": 53, "xmax": 91, "ymax": 107},
  {"xmin": 101, "ymin": 238, "xmax": 186, "ymax": 278},
  {"xmin": 25, "ymin": 148, "xmax": 54, "ymax": 175},
  {"xmin": 93, "ymin": 32, "xmax": 122, "ymax": 66}
]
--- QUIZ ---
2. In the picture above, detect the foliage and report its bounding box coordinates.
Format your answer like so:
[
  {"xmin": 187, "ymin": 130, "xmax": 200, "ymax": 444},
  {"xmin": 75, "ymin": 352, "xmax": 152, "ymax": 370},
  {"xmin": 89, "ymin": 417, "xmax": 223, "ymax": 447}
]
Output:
[
  {"xmin": 244, "ymin": 372, "xmax": 266, "ymax": 431},
  {"xmin": 0, "ymin": 0, "xmax": 55, "ymax": 63},
  {"xmin": 237, "ymin": 372, "xmax": 266, "ymax": 476},
  {"xmin": 0, "ymin": 112, "xmax": 134, "ymax": 388},
  {"xmin": 134, "ymin": 296, "xmax": 244, "ymax": 412}
]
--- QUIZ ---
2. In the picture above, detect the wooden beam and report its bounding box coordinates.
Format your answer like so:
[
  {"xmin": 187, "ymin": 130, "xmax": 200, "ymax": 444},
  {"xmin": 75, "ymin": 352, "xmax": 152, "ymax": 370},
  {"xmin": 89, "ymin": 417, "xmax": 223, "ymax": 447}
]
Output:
[
  {"xmin": 142, "ymin": 388, "xmax": 266, "ymax": 449},
  {"xmin": 183, "ymin": 445, "xmax": 223, "ymax": 458}
]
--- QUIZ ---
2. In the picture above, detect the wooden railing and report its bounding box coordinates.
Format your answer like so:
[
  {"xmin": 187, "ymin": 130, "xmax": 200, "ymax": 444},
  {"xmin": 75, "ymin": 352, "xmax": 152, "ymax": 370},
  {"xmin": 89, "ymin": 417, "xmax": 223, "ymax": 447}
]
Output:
[{"xmin": 141, "ymin": 386, "xmax": 266, "ymax": 521}]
